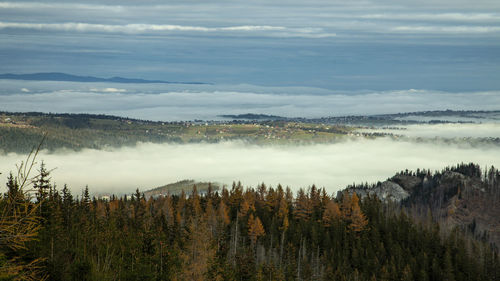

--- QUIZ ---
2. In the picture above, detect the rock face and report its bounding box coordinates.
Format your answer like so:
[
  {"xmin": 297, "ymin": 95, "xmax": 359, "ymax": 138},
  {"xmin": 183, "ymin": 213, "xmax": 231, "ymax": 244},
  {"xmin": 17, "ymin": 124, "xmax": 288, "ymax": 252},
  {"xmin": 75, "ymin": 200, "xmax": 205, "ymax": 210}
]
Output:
[
  {"xmin": 391, "ymin": 174, "xmax": 422, "ymax": 194},
  {"xmin": 343, "ymin": 180, "xmax": 410, "ymax": 202}
]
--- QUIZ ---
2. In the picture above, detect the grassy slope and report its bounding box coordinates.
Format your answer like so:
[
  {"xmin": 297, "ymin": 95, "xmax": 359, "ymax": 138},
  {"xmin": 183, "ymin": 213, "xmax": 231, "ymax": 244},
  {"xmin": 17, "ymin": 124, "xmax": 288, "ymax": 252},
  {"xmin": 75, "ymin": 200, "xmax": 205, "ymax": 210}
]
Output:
[{"xmin": 0, "ymin": 112, "xmax": 353, "ymax": 153}]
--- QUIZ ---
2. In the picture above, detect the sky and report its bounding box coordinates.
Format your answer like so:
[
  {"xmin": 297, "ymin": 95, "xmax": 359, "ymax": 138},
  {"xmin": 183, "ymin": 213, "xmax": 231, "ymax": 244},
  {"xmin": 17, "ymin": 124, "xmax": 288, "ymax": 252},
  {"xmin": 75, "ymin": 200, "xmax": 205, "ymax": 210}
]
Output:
[{"xmin": 1, "ymin": 0, "xmax": 500, "ymax": 91}]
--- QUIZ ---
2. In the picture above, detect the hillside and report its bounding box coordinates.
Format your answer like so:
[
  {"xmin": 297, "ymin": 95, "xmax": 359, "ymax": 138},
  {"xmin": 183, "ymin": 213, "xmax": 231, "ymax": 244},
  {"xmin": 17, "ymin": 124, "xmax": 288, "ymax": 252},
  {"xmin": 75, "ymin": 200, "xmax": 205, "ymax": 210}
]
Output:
[
  {"xmin": 343, "ymin": 163, "xmax": 500, "ymax": 247},
  {"xmin": 143, "ymin": 180, "xmax": 220, "ymax": 198},
  {"xmin": 0, "ymin": 112, "xmax": 353, "ymax": 153},
  {"xmin": 3, "ymin": 162, "xmax": 499, "ymax": 280},
  {"xmin": 1, "ymin": 110, "xmax": 500, "ymax": 154}
]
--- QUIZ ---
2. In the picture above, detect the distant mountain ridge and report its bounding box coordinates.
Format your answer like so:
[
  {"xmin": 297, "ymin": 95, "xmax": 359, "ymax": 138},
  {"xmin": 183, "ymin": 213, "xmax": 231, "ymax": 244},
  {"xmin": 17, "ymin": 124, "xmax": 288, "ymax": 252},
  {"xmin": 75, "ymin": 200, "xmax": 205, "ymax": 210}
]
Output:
[
  {"xmin": 0, "ymin": 72, "xmax": 210, "ymax": 85},
  {"xmin": 219, "ymin": 113, "xmax": 288, "ymax": 120}
]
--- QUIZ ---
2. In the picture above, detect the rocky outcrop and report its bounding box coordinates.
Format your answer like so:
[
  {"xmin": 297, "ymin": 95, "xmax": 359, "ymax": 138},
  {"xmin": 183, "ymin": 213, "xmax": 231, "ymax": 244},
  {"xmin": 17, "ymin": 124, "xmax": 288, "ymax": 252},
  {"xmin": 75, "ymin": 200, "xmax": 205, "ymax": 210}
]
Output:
[
  {"xmin": 342, "ymin": 180, "xmax": 409, "ymax": 202},
  {"xmin": 340, "ymin": 164, "xmax": 500, "ymax": 247},
  {"xmin": 391, "ymin": 174, "xmax": 422, "ymax": 193}
]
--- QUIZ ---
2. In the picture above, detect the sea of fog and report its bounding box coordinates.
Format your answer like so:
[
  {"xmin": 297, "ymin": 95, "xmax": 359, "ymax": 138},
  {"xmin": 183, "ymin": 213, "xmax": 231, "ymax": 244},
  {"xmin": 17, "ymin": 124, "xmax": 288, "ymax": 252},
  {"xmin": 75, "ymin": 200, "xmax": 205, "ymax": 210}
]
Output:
[
  {"xmin": 359, "ymin": 123, "xmax": 500, "ymax": 138},
  {"xmin": 1, "ymin": 81, "xmax": 500, "ymax": 196},
  {"xmin": 1, "ymin": 80, "xmax": 500, "ymax": 120},
  {"xmin": 1, "ymin": 138, "xmax": 500, "ymax": 196}
]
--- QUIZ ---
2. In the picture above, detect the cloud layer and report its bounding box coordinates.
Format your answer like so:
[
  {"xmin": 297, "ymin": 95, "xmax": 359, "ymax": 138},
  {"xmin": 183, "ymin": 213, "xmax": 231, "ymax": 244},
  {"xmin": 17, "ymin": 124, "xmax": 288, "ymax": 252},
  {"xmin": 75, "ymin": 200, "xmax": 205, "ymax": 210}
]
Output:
[
  {"xmin": 1, "ymin": 0, "xmax": 499, "ymax": 90},
  {"xmin": 362, "ymin": 123, "xmax": 500, "ymax": 138},
  {"xmin": 1, "ymin": 82, "xmax": 499, "ymax": 120},
  {"xmin": 1, "ymin": 139, "xmax": 499, "ymax": 196},
  {"xmin": 0, "ymin": 22, "xmax": 335, "ymax": 38}
]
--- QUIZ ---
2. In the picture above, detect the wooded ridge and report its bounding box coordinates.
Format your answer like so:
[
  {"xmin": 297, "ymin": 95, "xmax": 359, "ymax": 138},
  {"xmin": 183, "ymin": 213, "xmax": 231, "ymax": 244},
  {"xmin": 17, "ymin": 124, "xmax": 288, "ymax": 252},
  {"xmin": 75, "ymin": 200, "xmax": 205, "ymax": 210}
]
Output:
[{"xmin": 1, "ymin": 162, "xmax": 499, "ymax": 280}]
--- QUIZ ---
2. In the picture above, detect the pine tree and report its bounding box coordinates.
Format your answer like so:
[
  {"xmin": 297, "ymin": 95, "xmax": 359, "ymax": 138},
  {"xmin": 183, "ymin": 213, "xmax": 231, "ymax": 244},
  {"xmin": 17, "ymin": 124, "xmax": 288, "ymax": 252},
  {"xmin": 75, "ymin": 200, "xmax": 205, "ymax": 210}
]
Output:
[
  {"xmin": 83, "ymin": 186, "xmax": 90, "ymax": 205},
  {"xmin": 61, "ymin": 184, "xmax": 73, "ymax": 204},
  {"xmin": 294, "ymin": 189, "xmax": 312, "ymax": 221},
  {"xmin": 5, "ymin": 173, "xmax": 20, "ymax": 203},
  {"xmin": 34, "ymin": 162, "xmax": 51, "ymax": 218}
]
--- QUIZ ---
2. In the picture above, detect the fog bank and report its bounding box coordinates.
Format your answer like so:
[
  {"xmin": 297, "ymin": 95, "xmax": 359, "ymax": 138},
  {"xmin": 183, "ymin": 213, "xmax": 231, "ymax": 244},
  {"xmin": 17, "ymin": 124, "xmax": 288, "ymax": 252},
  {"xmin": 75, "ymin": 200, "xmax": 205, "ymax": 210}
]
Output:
[
  {"xmin": 1, "ymin": 139, "xmax": 499, "ymax": 196},
  {"xmin": 1, "ymin": 82, "xmax": 500, "ymax": 120},
  {"xmin": 360, "ymin": 123, "xmax": 500, "ymax": 138}
]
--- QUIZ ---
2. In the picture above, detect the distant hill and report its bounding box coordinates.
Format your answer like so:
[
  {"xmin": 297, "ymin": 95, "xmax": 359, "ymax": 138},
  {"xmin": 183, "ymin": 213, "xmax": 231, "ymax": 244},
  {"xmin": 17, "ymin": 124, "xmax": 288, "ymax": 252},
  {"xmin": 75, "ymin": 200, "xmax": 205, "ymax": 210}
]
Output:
[
  {"xmin": 143, "ymin": 179, "xmax": 220, "ymax": 198},
  {"xmin": 0, "ymin": 72, "xmax": 209, "ymax": 85},
  {"xmin": 219, "ymin": 113, "xmax": 288, "ymax": 120}
]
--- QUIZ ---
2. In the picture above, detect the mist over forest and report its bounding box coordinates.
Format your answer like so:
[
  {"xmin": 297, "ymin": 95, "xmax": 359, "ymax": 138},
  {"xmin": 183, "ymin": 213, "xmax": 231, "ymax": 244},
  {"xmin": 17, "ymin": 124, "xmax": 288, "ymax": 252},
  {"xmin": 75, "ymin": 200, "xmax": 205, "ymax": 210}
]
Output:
[{"xmin": 2, "ymin": 137, "xmax": 500, "ymax": 196}]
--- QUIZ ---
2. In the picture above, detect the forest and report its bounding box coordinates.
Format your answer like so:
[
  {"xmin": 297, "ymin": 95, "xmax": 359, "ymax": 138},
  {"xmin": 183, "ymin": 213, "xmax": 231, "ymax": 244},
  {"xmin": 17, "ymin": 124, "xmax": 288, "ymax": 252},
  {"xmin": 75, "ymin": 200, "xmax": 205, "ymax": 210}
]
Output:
[{"xmin": 1, "ymin": 158, "xmax": 499, "ymax": 281}]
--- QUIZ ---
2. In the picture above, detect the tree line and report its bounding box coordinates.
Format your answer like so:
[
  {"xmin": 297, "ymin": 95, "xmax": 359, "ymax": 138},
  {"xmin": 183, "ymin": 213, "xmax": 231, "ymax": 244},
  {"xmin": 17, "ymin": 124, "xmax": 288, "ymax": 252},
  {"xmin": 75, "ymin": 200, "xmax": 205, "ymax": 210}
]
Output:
[{"xmin": 1, "ymin": 162, "xmax": 499, "ymax": 280}]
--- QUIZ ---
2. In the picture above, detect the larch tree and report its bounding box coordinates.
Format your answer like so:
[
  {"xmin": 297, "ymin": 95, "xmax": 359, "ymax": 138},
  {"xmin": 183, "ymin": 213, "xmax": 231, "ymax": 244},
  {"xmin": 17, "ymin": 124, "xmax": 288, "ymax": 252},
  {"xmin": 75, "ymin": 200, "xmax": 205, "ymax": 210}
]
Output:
[
  {"xmin": 278, "ymin": 198, "xmax": 289, "ymax": 268},
  {"xmin": 248, "ymin": 214, "xmax": 265, "ymax": 245},
  {"xmin": 348, "ymin": 193, "xmax": 368, "ymax": 232},
  {"xmin": 322, "ymin": 199, "xmax": 341, "ymax": 227},
  {"xmin": 217, "ymin": 201, "xmax": 230, "ymax": 227},
  {"xmin": 0, "ymin": 154, "xmax": 47, "ymax": 281},
  {"xmin": 179, "ymin": 214, "xmax": 216, "ymax": 281}
]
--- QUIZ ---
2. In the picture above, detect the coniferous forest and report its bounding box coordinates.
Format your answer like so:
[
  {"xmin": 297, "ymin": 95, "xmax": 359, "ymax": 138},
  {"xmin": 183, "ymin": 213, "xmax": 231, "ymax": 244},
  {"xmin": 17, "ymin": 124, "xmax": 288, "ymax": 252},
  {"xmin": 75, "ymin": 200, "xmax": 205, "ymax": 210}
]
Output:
[{"xmin": 1, "ymin": 159, "xmax": 499, "ymax": 281}]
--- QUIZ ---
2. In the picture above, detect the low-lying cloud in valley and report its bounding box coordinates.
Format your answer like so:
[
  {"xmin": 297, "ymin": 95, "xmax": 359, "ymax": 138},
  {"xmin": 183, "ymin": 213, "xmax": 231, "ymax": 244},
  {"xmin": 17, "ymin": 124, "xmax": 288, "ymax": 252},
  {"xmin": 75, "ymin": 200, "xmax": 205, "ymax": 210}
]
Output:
[
  {"xmin": 362, "ymin": 123, "xmax": 500, "ymax": 138},
  {"xmin": 1, "ymin": 81, "xmax": 500, "ymax": 120},
  {"xmin": 1, "ymin": 138, "xmax": 500, "ymax": 196}
]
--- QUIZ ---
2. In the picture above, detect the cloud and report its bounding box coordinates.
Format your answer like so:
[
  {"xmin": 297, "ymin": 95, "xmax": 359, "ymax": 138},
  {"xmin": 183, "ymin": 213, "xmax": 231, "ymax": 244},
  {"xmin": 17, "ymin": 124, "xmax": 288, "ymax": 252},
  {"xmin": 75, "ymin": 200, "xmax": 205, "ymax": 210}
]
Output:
[
  {"xmin": 1, "ymin": 87, "xmax": 500, "ymax": 121},
  {"xmin": 2, "ymin": 2, "xmax": 497, "ymax": 38},
  {"xmin": 90, "ymin": 87, "xmax": 126, "ymax": 93},
  {"xmin": 392, "ymin": 25, "xmax": 500, "ymax": 34},
  {"xmin": 0, "ymin": 22, "xmax": 335, "ymax": 38},
  {"xmin": 0, "ymin": 0, "xmax": 499, "ymax": 90},
  {"xmin": 1, "ymin": 138, "xmax": 499, "ymax": 195},
  {"xmin": 359, "ymin": 13, "xmax": 500, "ymax": 22},
  {"xmin": 0, "ymin": 1, "xmax": 125, "ymax": 12},
  {"xmin": 361, "ymin": 123, "xmax": 500, "ymax": 138}
]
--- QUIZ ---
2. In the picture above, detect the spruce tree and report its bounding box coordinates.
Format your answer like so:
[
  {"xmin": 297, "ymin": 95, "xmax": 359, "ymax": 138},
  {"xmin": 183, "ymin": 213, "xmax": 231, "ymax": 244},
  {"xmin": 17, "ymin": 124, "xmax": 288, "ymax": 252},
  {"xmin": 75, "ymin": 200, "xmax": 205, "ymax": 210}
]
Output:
[{"xmin": 34, "ymin": 162, "xmax": 51, "ymax": 204}]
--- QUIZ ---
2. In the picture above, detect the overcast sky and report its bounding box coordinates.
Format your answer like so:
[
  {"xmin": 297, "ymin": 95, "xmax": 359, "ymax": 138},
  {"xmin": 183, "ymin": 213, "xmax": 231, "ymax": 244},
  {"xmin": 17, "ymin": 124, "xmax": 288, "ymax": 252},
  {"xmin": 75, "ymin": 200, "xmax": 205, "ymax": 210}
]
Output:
[{"xmin": 1, "ymin": 0, "xmax": 499, "ymax": 91}]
